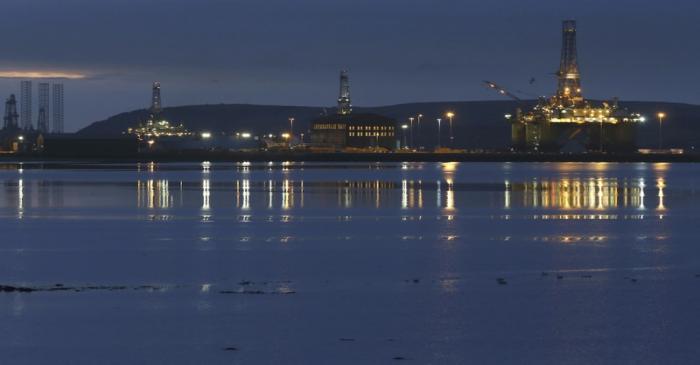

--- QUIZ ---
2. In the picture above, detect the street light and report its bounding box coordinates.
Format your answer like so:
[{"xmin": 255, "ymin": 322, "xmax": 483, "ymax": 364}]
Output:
[
  {"xmin": 408, "ymin": 117, "xmax": 415, "ymax": 149},
  {"xmin": 417, "ymin": 113, "xmax": 423, "ymax": 134},
  {"xmin": 446, "ymin": 112, "xmax": 455, "ymax": 147},
  {"xmin": 436, "ymin": 118, "xmax": 442, "ymax": 149},
  {"xmin": 657, "ymin": 112, "xmax": 666, "ymax": 150},
  {"xmin": 289, "ymin": 117, "xmax": 295, "ymax": 138},
  {"xmin": 401, "ymin": 124, "xmax": 409, "ymax": 149}
]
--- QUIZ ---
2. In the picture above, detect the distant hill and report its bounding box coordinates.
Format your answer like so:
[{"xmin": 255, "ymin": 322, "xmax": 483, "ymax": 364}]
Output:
[{"xmin": 77, "ymin": 101, "xmax": 700, "ymax": 150}]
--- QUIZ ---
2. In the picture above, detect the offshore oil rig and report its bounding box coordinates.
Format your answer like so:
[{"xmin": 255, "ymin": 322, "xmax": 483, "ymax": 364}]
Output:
[{"xmin": 488, "ymin": 20, "xmax": 644, "ymax": 152}]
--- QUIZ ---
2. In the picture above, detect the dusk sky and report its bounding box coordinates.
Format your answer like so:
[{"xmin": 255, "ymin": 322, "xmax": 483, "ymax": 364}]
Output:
[{"xmin": 1, "ymin": 0, "xmax": 699, "ymax": 131}]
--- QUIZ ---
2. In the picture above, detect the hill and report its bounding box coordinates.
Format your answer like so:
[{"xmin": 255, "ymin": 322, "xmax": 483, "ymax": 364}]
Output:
[{"xmin": 77, "ymin": 101, "xmax": 700, "ymax": 150}]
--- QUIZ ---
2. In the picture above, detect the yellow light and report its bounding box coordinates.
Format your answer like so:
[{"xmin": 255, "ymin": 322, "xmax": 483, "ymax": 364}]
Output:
[
  {"xmin": 657, "ymin": 112, "xmax": 666, "ymax": 119},
  {"xmin": 446, "ymin": 112, "xmax": 455, "ymax": 118},
  {"xmin": 281, "ymin": 133, "xmax": 291, "ymax": 139}
]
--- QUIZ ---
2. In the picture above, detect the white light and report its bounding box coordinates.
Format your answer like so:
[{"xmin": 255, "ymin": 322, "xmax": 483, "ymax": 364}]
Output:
[
  {"xmin": 18, "ymin": 136, "xmax": 24, "ymax": 141},
  {"xmin": 241, "ymin": 133, "xmax": 252, "ymax": 139},
  {"xmin": 201, "ymin": 132, "xmax": 212, "ymax": 139}
]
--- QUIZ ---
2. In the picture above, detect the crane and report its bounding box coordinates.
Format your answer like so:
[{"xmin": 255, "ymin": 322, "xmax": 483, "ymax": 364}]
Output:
[{"xmin": 483, "ymin": 81, "xmax": 522, "ymax": 102}]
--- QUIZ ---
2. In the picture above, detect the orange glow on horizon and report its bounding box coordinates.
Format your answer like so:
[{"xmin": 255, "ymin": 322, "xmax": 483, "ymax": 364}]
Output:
[{"xmin": 0, "ymin": 71, "xmax": 86, "ymax": 79}]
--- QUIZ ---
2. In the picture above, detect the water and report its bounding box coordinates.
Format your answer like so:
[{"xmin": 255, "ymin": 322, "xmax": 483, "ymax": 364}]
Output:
[{"xmin": 1, "ymin": 161, "xmax": 699, "ymax": 364}]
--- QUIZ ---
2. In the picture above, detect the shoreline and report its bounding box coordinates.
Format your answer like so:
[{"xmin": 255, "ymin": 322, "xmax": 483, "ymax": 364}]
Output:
[{"xmin": 0, "ymin": 151, "xmax": 698, "ymax": 163}]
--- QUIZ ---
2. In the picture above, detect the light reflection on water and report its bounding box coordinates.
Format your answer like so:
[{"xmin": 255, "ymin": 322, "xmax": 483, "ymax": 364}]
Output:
[
  {"xmin": 0, "ymin": 162, "xmax": 682, "ymax": 220},
  {"xmin": 505, "ymin": 177, "xmax": 658, "ymax": 210},
  {"xmin": 125, "ymin": 177, "xmax": 667, "ymax": 213}
]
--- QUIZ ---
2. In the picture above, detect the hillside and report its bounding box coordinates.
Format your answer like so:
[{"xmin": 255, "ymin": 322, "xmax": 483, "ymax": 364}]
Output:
[{"xmin": 77, "ymin": 101, "xmax": 700, "ymax": 150}]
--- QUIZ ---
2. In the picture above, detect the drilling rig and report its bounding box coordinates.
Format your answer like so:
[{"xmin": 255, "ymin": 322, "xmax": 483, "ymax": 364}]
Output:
[{"xmin": 489, "ymin": 21, "xmax": 643, "ymax": 152}]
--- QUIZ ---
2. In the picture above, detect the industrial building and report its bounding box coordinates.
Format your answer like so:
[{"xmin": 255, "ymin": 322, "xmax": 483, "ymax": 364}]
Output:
[
  {"xmin": 495, "ymin": 20, "xmax": 643, "ymax": 152},
  {"xmin": 311, "ymin": 70, "xmax": 397, "ymax": 151}
]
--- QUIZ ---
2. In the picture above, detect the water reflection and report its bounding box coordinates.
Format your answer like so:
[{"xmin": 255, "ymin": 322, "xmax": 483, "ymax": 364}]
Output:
[
  {"xmin": 0, "ymin": 164, "xmax": 672, "ymax": 215},
  {"xmin": 503, "ymin": 177, "xmax": 669, "ymax": 211},
  {"xmin": 137, "ymin": 180, "xmax": 171, "ymax": 209},
  {"xmin": 202, "ymin": 178, "xmax": 210, "ymax": 211}
]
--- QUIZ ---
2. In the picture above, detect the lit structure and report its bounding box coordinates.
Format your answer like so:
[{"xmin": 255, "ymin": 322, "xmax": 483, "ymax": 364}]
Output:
[
  {"xmin": 506, "ymin": 20, "xmax": 643, "ymax": 152},
  {"xmin": 127, "ymin": 82, "xmax": 191, "ymax": 140},
  {"xmin": 657, "ymin": 112, "xmax": 666, "ymax": 149},
  {"xmin": 52, "ymin": 83, "xmax": 64, "ymax": 133},
  {"xmin": 3, "ymin": 95, "xmax": 19, "ymax": 129},
  {"xmin": 311, "ymin": 71, "xmax": 397, "ymax": 150},
  {"xmin": 20, "ymin": 81, "xmax": 32, "ymax": 130},
  {"xmin": 311, "ymin": 114, "xmax": 397, "ymax": 150},
  {"xmin": 37, "ymin": 83, "xmax": 50, "ymax": 133},
  {"xmin": 338, "ymin": 70, "xmax": 352, "ymax": 115},
  {"xmin": 446, "ymin": 112, "xmax": 455, "ymax": 146},
  {"xmin": 150, "ymin": 82, "xmax": 162, "ymax": 119}
]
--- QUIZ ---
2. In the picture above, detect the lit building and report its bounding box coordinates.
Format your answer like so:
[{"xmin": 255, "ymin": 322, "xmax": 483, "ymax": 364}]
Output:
[
  {"xmin": 311, "ymin": 70, "xmax": 397, "ymax": 150},
  {"xmin": 52, "ymin": 83, "xmax": 64, "ymax": 133},
  {"xmin": 20, "ymin": 81, "xmax": 32, "ymax": 130},
  {"xmin": 37, "ymin": 83, "xmax": 50, "ymax": 133},
  {"xmin": 311, "ymin": 114, "xmax": 397, "ymax": 150}
]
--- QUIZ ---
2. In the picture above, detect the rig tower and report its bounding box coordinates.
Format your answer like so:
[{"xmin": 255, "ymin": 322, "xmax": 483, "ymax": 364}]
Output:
[
  {"xmin": 556, "ymin": 20, "xmax": 583, "ymax": 107},
  {"xmin": 3, "ymin": 94, "xmax": 19, "ymax": 130},
  {"xmin": 20, "ymin": 81, "xmax": 32, "ymax": 130},
  {"xmin": 37, "ymin": 83, "xmax": 50, "ymax": 133},
  {"xmin": 150, "ymin": 82, "xmax": 162, "ymax": 120},
  {"xmin": 52, "ymin": 83, "xmax": 65, "ymax": 133},
  {"xmin": 337, "ymin": 70, "xmax": 352, "ymax": 115}
]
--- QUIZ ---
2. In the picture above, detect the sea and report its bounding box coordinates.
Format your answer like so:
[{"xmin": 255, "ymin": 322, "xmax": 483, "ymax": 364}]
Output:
[{"xmin": 0, "ymin": 161, "xmax": 699, "ymax": 364}]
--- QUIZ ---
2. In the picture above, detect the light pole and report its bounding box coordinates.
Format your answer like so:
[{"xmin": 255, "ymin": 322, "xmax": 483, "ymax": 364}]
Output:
[
  {"xmin": 289, "ymin": 117, "xmax": 295, "ymax": 138},
  {"xmin": 657, "ymin": 112, "xmax": 666, "ymax": 150},
  {"xmin": 599, "ymin": 119, "xmax": 603, "ymax": 153},
  {"xmin": 417, "ymin": 114, "xmax": 423, "ymax": 147},
  {"xmin": 401, "ymin": 124, "xmax": 409, "ymax": 149},
  {"xmin": 446, "ymin": 112, "xmax": 455, "ymax": 147},
  {"xmin": 436, "ymin": 118, "xmax": 442, "ymax": 149},
  {"xmin": 408, "ymin": 117, "xmax": 415, "ymax": 149}
]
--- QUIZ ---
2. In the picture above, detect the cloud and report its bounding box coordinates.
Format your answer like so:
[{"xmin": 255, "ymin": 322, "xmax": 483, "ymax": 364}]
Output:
[{"xmin": 0, "ymin": 71, "xmax": 87, "ymax": 80}]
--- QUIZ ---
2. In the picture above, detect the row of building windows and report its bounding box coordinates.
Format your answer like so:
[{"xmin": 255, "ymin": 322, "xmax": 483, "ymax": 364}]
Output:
[
  {"xmin": 313, "ymin": 123, "xmax": 347, "ymax": 130},
  {"xmin": 348, "ymin": 125, "xmax": 394, "ymax": 131},
  {"xmin": 348, "ymin": 132, "xmax": 395, "ymax": 137}
]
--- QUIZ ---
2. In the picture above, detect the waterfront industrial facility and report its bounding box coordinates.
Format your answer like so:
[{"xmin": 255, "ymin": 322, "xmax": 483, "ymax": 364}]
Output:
[
  {"xmin": 0, "ymin": 80, "xmax": 65, "ymax": 152},
  {"xmin": 0, "ymin": 20, "xmax": 686, "ymax": 157}
]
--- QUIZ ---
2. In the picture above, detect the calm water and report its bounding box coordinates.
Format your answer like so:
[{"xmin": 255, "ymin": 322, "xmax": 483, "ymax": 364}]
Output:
[{"xmin": 1, "ymin": 161, "xmax": 699, "ymax": 364}]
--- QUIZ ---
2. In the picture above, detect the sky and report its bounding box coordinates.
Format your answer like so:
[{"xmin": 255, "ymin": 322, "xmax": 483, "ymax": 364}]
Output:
[{"xmin": 1, "ymin": 0, "xmax": 699, "ymax": 131}]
